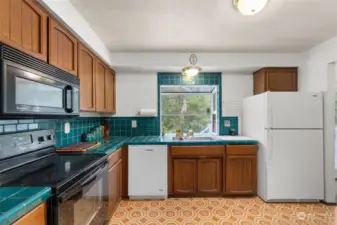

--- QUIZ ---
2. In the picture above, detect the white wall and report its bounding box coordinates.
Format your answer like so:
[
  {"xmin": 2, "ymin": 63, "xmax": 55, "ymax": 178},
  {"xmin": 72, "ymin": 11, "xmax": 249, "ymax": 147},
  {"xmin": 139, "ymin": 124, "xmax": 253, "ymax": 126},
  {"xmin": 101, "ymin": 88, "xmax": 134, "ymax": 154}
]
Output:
[
  {"xmin": 115, "ymin": 72, "xmax": 157, "ymax": 116},
  {"xmin": 39, "ymin": 0, "xmax": 112, "ymax": 66},
  {"xmin": 110, "ymin": 52, "xmax": 303, "ymax": 73},
  {"xmin": 299, "ymin": 36, "xmax": 337, "ymax": 203}
]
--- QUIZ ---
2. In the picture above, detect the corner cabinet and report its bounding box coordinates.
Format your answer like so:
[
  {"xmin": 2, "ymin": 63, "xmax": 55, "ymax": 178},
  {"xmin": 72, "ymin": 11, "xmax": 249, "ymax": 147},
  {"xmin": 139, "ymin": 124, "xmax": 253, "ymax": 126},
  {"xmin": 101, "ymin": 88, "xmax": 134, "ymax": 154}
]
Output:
[
  {"xmin": 0, "ymin": 0, "xmax": 48, "ymax": 61},
  {"xmin": 225, "ymin": 145, "xmax": 257, "ymax": 195},
  {"xmin": 48, "ymin": 18, "xmax": 78, "ymax": 76},
  {"xmin": 95, "ymin": 59, "xmax": 106, "ymax": 112},
  {"xmin": 78, "ymin": 43, "xmax": 96, "ymax": 111},
  {"xmin": 13, "ymin": 202, "xmax": 46, "ymax": 225},
  {"xmin": 253, "ymin": 67, "xmax": 298, "ymax": 95},
  {"xmin": 105, "ymin": 69, "xmax": 116, "ymax": 113}
]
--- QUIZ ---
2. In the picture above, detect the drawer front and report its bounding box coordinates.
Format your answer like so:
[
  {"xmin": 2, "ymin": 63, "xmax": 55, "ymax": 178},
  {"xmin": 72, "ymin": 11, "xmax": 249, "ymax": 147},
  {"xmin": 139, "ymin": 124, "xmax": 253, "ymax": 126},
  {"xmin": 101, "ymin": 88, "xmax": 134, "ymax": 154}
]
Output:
[
  {"xmin": 108, "ymin": 148, "xmax": 122, "ymax": 168},
  {"xmin": 227, "ymin": 145, "xmax": 257, "ymax": 155},
  {"xmin": 170, "ymin": 146, "xmax": 225, "ymax": 157}
]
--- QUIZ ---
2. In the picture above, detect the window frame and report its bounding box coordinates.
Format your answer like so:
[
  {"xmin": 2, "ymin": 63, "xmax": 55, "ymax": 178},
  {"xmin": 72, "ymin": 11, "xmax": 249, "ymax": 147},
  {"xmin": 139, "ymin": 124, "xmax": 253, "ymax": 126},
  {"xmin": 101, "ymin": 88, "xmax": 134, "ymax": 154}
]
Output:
[{"xmin": 160, "ymin": 88, "xmax": 218, "ymax": 136}]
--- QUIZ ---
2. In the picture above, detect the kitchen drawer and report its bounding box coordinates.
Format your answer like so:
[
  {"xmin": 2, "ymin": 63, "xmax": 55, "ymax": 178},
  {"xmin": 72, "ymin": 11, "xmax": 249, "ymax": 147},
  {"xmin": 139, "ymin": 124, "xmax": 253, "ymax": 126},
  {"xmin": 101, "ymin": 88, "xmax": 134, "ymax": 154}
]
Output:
[
  {"xmin": 170, "ymin": 146, "xmax": 225, "ymax": 157},
  {"xmin": 226, "ymin": 145, "xmax": 257, "ymax": 155},
  {"xmin": 108, "ymin": 148, "xmax": 122, "ymax": 168}
]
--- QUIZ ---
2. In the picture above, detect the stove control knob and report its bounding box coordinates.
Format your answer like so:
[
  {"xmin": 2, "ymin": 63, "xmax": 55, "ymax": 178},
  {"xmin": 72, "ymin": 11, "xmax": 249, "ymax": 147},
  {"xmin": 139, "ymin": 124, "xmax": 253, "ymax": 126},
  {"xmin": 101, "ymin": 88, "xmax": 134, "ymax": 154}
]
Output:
[{"xmin": 38, "ymin": 136, "xmax": 45, "ymax": 143}]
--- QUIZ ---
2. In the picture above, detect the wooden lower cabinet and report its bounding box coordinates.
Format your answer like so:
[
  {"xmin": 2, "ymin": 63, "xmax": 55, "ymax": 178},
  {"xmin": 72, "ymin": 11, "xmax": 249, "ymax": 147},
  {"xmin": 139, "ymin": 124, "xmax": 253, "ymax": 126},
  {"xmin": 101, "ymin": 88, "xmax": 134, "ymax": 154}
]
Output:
[
  {"xmin": 13, "ymin": 202, "xmax": 46, "ymax": 225},
  {"xmin": 107, "ymin": 149, "xmax": 123, "ymax": 220},
  {"xmin": 225, "ymin": 145, "xmax": 257, "ymax": 195},
  {"xmin": 173, "ymin": 159, "xmax": 197, "ymax": 194},
  {"xmin": 197, "ymin": 158, "xmax": 222, "ymax": 194}
]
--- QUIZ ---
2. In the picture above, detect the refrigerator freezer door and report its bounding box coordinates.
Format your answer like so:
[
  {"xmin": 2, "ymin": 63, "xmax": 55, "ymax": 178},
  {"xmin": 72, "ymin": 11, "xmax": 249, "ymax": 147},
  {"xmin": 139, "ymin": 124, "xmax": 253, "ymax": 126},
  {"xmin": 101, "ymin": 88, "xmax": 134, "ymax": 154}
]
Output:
[
  {"xmin": 266, "ymin": 92, "xmax": 323, "ymax": 129},
  {"xmin": 265, "ymin": 130, "xmax": 324, "ymax": 201}
]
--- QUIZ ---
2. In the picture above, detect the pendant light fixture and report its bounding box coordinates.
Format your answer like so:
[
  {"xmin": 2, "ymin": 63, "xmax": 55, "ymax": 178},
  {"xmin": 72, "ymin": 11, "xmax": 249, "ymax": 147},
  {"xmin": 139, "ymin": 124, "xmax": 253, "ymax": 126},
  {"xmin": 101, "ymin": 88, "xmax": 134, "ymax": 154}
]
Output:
[
  {"xmin": 233, "ymin": 0, "xmax": 269, "ymax": 16},
  {"xmin": 182, "ymin": 54, "xmax": 201, "ymax": 77}
]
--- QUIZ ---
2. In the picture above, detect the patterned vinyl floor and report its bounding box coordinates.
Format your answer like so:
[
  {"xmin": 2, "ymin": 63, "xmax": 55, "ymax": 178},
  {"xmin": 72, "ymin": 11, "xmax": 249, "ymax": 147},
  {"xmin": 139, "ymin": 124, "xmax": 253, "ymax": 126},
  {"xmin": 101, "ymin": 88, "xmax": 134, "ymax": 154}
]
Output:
[{"xmin": 109, "ymin": 197, "xmax": 337, "ymax": 225}]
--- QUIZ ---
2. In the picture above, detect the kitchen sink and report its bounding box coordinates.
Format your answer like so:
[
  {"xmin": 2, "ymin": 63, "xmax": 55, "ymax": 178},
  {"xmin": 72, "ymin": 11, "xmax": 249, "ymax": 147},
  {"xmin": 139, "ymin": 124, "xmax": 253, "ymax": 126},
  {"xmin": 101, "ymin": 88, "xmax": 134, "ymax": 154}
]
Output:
[{"xmin": 171, "ymin": 136, "xmax": 214, "ymax": 141}]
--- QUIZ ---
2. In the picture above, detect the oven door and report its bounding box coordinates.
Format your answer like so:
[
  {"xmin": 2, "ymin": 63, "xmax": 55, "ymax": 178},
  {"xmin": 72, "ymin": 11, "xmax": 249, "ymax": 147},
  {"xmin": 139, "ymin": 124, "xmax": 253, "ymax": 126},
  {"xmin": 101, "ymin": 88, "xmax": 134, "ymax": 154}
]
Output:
[
  {"xmin": 57, "ymin": 163, "xmax": 108, "ymax": 225},
  {"xmin": 1, "ymin": 60, "xmax": 79, "ymax": 117}
]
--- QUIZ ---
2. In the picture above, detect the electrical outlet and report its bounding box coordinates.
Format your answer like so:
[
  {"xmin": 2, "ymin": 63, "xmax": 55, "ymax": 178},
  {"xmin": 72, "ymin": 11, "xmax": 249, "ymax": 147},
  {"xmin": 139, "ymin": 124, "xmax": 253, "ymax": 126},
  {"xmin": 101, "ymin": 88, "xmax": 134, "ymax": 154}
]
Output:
[
  {"xmin": 64, "ymin": 122, "xmax": 70, "ymax": 134},
  {"xmin": 132, "ymin": 120, "xmax": 137, "ymax": 128}
]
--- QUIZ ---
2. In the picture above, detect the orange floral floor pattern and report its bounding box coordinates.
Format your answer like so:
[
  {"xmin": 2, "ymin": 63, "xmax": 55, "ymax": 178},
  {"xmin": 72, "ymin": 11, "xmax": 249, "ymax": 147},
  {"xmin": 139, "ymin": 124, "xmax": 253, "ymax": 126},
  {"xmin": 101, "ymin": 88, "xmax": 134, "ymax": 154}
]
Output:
[{"xmin": 109, "ymin": 197, "xmax": 337, "ymax": 225}]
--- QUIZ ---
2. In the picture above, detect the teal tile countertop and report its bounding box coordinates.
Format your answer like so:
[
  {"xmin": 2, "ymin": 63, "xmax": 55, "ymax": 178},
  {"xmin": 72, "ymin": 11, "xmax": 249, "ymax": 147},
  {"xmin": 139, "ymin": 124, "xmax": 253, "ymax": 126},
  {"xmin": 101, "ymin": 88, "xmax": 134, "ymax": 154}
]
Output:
[
  {"xmin": 89, "ymin": 136, "xmax": 259, "ymax": 155},
  {"xmin": 0, "ymin": 187, "xmax": 51, "ymax": 225}
]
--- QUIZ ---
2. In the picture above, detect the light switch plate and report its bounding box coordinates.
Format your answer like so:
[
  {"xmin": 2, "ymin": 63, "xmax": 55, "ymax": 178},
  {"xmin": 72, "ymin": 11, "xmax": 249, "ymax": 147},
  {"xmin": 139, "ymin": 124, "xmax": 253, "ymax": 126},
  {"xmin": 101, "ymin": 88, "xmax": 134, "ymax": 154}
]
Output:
[
  {"xmin": 224, "ymin": 120, "xmax": 231, "ymax": 127},
  {"xmin": 64, "ymin": 122, "xmax": 70, "ymax": 134},
  {"xmin": 132, "ymin": 120, "xmax": 137, "ymax": 128}
]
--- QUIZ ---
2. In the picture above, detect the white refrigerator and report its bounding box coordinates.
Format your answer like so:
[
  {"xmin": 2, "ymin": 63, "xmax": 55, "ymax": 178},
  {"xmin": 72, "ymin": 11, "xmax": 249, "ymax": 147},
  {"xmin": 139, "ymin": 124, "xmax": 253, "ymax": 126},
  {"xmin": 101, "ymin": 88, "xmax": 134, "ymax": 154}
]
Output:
[{"xmin": 242, "ymin": 92, "xmax": 324, "ymax": 202}]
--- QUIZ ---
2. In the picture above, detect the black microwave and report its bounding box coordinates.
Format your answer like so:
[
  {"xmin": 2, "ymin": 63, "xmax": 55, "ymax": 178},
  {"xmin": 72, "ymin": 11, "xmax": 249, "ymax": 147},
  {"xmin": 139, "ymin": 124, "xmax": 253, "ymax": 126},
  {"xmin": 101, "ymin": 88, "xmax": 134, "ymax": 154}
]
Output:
[{"xmin": 0, "ymin": 56, "xmax": 80, "ymax": 118}]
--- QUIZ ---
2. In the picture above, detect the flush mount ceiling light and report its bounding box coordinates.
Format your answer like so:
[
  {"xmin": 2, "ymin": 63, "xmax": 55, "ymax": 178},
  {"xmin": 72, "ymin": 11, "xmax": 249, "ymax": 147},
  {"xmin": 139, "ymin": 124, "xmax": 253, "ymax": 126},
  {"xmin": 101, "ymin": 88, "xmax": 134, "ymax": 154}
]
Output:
[
  {"xmin": 182, "ymin": 54, "xmax": 201, "ymax": 77},
  {"xmin": 233, "ymin": 0, "xmax": 269, "ymax": 16}
]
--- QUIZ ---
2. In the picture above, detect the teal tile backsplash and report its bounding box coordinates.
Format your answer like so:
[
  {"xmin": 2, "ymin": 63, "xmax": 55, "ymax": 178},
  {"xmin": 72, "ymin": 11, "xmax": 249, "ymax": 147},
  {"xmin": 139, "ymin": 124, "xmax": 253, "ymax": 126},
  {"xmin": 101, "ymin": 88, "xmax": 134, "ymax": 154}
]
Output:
[{"xmin": 103, "ymin": 117, "xmax": 160, "ymax": 136}]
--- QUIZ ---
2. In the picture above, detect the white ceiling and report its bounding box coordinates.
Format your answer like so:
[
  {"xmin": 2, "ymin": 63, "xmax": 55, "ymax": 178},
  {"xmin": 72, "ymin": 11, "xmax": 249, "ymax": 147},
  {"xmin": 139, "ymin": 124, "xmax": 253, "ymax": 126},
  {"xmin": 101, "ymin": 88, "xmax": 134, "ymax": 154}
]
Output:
[{"xmin": 70, "ymin": 0, "xmax": 337, "ymax": 53}]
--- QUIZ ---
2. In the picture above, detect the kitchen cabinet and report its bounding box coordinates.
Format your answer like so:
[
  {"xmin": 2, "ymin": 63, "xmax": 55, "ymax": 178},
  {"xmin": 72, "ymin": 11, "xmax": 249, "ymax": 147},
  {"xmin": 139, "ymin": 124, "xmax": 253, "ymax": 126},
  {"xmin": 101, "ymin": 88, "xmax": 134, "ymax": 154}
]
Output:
[
  {"xmin": 197, "ymin": 158, "xmax": 222, "ymax": 193},
  {"xmin": 169, "ymin": 146, "xmax": 225, "ymax": 196},
  {"xmin": 0, "ymin": 0, "xmax": 48, "ymax": 61},
  {"xmin": 78, "ymin": 43, "xmax": 95, "ymax": 111},
  {"xmin": 13, "ymin": 202, "xmax": 46, "ymax": 225},
  {"xmin": 173, "ymin": 159, "xmax": 197, "ymax": 194},
  {"xmin": 95, "ymin": 58, "xmax": 106, "ymax": 112},
  {"xmin": 107, "ymin": 149, "xmax": 123, "ymax": 220},
  {"xmin": 105, "ymin": 69, "xmax": 116, "ymax": 113},
  {"xmin": 225, "ymin": 145, "xmax": 257, "ymax": 195},
  {"xmin": 253, "ymin": 67, "xmax": 298, "ymax": 95},
  {"xmin": 48, "ymin": 18, "xmax": 78, "ymax": 76}
]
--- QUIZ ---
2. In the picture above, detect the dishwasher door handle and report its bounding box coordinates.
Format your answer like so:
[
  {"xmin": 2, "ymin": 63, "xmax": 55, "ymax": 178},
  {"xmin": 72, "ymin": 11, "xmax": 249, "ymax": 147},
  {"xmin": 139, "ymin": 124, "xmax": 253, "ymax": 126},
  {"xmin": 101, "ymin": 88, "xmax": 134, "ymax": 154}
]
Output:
[{"xmin": 144, "ymin": 149, "xmax": 154, "ymax": 152}]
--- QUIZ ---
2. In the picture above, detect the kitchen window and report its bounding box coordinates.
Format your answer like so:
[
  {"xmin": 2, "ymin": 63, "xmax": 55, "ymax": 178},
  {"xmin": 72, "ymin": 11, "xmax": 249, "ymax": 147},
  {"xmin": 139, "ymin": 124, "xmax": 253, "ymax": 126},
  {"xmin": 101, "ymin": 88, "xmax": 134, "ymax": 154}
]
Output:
[{"xmin": 160, "ymin": 85, "xmax": 218, "ymax": 135}]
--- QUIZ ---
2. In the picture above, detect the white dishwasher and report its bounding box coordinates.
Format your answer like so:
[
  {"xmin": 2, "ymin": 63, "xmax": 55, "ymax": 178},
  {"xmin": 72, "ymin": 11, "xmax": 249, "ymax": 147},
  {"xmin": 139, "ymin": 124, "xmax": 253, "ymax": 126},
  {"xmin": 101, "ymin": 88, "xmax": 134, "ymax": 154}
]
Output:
[{"xmin": 128, "ymin": 145, "xmax": 168, "ymax": 199}]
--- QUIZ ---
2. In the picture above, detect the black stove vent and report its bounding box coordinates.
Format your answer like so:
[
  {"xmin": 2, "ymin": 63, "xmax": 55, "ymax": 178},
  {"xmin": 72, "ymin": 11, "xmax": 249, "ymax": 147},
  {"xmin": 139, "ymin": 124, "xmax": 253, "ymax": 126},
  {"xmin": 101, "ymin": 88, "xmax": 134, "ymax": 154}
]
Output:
[{"xmin": 0, "ymin": 43, "xmax": 79, "ymax": 85}]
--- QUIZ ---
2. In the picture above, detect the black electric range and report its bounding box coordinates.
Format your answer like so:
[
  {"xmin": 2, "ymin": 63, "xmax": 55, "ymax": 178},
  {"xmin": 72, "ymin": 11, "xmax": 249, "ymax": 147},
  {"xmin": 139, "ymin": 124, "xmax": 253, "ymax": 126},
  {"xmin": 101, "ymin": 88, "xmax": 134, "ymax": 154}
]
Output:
[{"xmin": 0, "ymin": 129, "xmax": 109, "ymax": 225}]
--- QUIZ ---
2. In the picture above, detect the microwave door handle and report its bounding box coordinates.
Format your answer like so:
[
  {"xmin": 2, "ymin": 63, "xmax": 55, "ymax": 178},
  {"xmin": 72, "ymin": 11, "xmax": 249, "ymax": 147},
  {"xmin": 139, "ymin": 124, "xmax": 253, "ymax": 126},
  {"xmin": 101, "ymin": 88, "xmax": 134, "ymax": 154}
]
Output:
[{"xmin": 64, "ymin": 85, "xmax": 74, "ymax": 113}]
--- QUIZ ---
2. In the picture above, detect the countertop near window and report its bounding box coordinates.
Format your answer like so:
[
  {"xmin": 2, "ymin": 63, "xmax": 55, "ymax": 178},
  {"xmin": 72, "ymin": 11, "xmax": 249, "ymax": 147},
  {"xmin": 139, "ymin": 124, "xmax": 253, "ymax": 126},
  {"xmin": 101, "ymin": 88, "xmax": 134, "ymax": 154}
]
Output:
[
  {"xmin": 89, "ymin": 136, "xmax": 259, "ymax": 155},
  {"xmin": 0, "ymin": 187, "xmax": 51, "ymax": 225}
]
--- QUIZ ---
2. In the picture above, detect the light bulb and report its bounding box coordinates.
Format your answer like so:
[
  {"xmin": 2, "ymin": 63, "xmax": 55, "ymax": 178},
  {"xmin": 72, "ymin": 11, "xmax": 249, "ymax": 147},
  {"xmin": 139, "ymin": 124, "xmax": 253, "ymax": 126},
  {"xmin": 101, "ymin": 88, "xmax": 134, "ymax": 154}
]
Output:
[{"xmin": 235, "ymin": 0, "xmax": 268, "ymax": 16}]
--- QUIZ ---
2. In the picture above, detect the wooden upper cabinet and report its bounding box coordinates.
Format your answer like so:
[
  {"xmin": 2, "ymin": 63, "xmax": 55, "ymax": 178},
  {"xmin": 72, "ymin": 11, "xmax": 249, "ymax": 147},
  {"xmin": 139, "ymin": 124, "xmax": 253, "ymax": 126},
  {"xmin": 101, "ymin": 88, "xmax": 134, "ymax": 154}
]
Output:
[
  {"xmin": 253, "ymin": 67, "xmax": 298, "ymax": 95},
  {"xmin": 197, "ymin": 158, "xmax": 222, "ymax": 193},
  {"xmin": 48, "ymin": 18, "xmax": 78, "ymax": 75},
  {"xmin": 173, "ymin": 159, "xmax": 197, "ymax": 194},
  {"xmin": 0, "ymin": 0, "xmax": 47, "ymax": 61},
  {"xmin": 78, "ymin": 43, "xmax": 95, "ymax": 111},
  {"xmin": 95, "ymin": 59, "xmax": 106, "ymax": 112},
  {"xmin": 105, "ymin": 69, "xmax": 116, "ymax": 113}
]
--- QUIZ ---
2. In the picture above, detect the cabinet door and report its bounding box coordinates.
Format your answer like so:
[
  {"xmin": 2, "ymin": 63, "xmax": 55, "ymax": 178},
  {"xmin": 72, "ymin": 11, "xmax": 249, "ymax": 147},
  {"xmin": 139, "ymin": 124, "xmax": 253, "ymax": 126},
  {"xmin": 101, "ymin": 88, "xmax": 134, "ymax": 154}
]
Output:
[
  {"xmin": 48, "ymin": 18, "xmax": 78, "ymax": 75},
  {"xmin": 197, "ymin": 158, "xmax": 222, "ymax": 193},
  {"xmin": 118, "ymin": 159, "xmax": 123, "ymax": 202},
  {"xmin": 78, "ymin": 43, "xmax": 96, "ymax": 111},
  {"xmin": 95, "ymin": 59, "xmax": 106, "ymax": 112},
  {"xmin": 267, "ymin": 69, "xmax": 297, "ymax": 92},
  {"xmin": 108, "ymin": 161, "xmax": 119, "ymax": 219},
  {"xmin": 105, "ymin": 69, "xmax": 116, "ymax": 113},
  {"xmin": 173, "ymin": 159, "xmax": 197, "ymax": 194},
  {"xmin": 253, "ymin": 69, "xmax": 266, "ymax": 95},
  {"xmin": 0, "ymin": 0, "xmax": 47, "ymax": 61},
  {"xmin": 13, "ymin": 202, "xmax": 46, "ymax": 225},
  {"xmin": 226, "ymin": 155, "xmax": 257, "ymax": 195}
]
